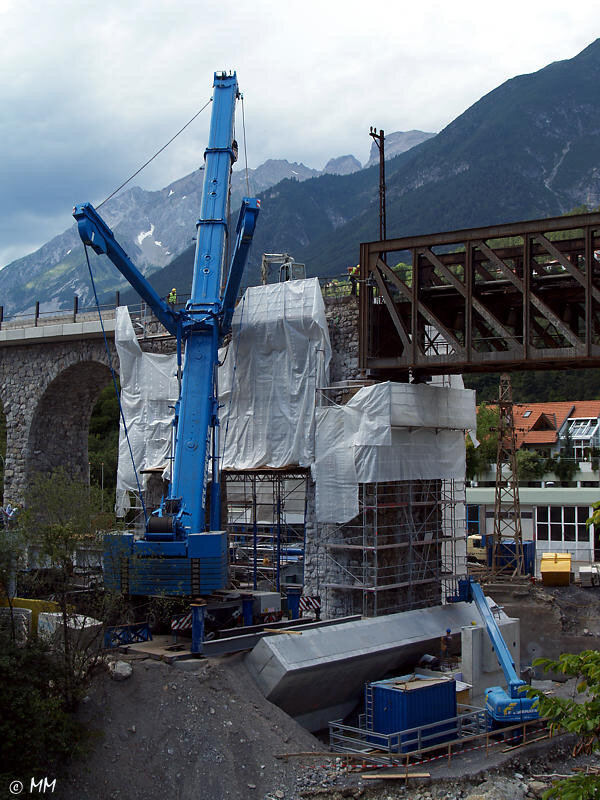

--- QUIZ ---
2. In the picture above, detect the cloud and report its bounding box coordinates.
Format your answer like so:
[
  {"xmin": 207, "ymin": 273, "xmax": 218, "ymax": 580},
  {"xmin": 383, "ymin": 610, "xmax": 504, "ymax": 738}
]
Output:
[{"xmin": 1, "ymin": 0, "xmax": 598, "ymax": 266}]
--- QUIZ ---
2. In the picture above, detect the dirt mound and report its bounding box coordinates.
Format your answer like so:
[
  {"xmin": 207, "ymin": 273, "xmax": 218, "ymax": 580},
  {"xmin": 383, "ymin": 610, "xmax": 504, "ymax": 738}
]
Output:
[{"xmin": 59, "ymin": 653, "xmax": 340, "ymax": 800}]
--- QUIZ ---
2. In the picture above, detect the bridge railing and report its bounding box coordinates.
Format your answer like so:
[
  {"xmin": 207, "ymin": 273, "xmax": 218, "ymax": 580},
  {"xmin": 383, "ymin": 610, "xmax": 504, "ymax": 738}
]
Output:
[
  {"xmin": 0, "ymin": 295, "xmax": 173, "ymax": 337},
  {"xmin": 0, "ymin": 280, "xmax": 360, "ymax": 333},
  {"xmin": 0, "ymin": 290, "xmax": 197, "ymax": 333}
]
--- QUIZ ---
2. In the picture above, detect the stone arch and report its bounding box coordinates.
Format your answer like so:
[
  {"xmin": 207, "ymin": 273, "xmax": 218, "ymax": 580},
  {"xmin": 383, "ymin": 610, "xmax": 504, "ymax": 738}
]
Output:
[
  {"xmin": 27, "ymin": 360, "xmax": 114, "ymax": 483},
  {"xmin": 0, "ymin": 395, "xmax": 5, "ymax": 503}
]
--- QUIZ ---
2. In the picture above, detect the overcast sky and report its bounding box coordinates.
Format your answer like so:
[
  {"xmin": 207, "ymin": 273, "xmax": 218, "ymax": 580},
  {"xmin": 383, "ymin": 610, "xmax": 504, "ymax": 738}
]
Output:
[{"xmin": 1, "ymin": 0, "xmax": 598, "ymax": 268}]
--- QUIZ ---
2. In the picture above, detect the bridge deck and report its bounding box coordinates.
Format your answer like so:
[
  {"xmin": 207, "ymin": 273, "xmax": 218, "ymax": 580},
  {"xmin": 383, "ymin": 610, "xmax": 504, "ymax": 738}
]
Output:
[{"xmin": 0, "ymin": 306, "xmax": 170, "ymax": 346}]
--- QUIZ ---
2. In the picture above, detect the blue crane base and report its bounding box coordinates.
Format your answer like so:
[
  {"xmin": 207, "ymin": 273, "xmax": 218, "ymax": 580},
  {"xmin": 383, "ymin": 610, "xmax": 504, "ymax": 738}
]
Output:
[
  {"xmin": 103, "ymin": 533, "xmax": 228, "ymax": 597},
  {"xmin": 485, "ymin": 685, "xmax": 540, "ymax": 725}
]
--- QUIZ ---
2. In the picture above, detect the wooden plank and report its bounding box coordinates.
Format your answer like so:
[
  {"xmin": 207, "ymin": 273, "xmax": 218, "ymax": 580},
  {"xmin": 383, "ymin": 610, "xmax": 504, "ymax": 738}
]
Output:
[
  {"xmin": 275, "ymin": 751, "xmax": 348, "ymax": 759},
  {"xmin": 502, "ymin": 734, "xmax": 549, "ymax": 752},
  {"xmin": 361, "ymin": 772, "xmax": 431, "ymax": 780}
]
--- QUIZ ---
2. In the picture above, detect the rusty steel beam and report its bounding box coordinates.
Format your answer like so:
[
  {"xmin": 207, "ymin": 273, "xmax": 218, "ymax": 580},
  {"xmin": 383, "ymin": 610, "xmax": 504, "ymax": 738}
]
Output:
[
  {"xmin": 363, "ymin": 212, "xmax": 600, "ymax": 253},
  {"xmin": 359, "ymin": 212, "xmax": 600, "ymax": 376}
]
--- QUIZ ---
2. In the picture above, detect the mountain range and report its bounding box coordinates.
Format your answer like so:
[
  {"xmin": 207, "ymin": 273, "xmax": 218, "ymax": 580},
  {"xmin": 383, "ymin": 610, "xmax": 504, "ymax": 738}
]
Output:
[
  {"xmin": 2, "ymin": 39, "xmax": 600, "ymax": 314},
  {"xmin": 0, "ymin": 130, "xmax": 432, "ymax": 316},
  {"xmin": 123, "ymin": 38, "xmax": 600, "ymax": 300}
]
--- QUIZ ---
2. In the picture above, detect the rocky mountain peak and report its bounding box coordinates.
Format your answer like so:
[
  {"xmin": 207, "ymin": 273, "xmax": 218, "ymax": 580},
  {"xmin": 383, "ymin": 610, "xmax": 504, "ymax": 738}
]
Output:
[
  {"xmin": 366, "ymin": 130, "xmax": 435, "ymax": 167},
  {"xmin": 323, "ymin": 155, "xmax": 362, "ymax": 175}
]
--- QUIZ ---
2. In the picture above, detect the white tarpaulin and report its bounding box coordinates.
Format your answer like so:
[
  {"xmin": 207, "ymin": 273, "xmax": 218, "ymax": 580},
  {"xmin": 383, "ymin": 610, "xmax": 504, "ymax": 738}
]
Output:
[
  {"xmin": 219, "ymin": 278, "xmax": 331, "ymax": 469},
  {"xmin": 114, "ymin": 307, "xmax": 179, "ymax": 516},
  {"xmin": 312, "ymin": 381, "xmax": 476, "ymax": 524},
  {"xmin": 114, "ymin": 292, "xmax": 475, "ymax": 527},
  {"xmin": 114, "ymin": 280, "xmax": 331, "ymax": 511}
]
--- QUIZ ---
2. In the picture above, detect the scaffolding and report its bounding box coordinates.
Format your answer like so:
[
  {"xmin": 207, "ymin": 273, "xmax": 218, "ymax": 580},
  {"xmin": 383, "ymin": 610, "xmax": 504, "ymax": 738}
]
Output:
[
  {"xmin": 321, "ymin": 478, "xmax": 464, "ymax": 617},
  {"xmin": 491, "ymin": 374, "xmax": 525, "ymax": 575},
  {"xmin": 223, "ymin": 468, "xmax": 309, "ymax": 593}
]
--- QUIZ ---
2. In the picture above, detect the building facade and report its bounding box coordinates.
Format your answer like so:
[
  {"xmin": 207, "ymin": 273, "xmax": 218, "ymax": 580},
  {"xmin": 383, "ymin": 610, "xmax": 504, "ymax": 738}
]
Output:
[{"xmin": 467, "ymin": 401, "xmax": 600, "ymax": 576}]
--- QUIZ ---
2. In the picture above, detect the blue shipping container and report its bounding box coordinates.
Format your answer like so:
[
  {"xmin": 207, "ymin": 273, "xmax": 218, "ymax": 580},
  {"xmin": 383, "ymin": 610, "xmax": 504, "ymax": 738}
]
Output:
[
  {"xmin": 367, "ymin": 674, "xmax": 457, "ymax": 753},
  {"xmin": 486, "ymin": 539, "xmax": 535, "ymax": 576}
]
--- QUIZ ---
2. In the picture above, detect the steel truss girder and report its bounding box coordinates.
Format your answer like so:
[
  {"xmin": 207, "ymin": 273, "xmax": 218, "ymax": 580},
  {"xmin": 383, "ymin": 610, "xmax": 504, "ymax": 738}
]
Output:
[{"xmin": 359, "ymin": 212, "xmax": 600, "ymax": 376}]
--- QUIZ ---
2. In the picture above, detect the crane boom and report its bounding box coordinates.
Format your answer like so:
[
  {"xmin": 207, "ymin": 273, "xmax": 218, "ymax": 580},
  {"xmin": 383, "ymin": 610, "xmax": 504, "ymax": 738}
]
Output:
[
  {"xmin": 458, "ymin": 578, "xmax": 539, "ymax": 724},
  {"xmin": 73, "ymin": 71, "xmax": 259, "ymax": 596}
]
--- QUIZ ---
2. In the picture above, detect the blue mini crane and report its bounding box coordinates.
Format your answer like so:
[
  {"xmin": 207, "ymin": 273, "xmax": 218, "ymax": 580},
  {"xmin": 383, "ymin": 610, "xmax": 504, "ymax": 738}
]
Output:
[
  {"xmin": 458, "ymin": 578, "xmax": 539, "ymax": 725},
  {"xmin": 73, "ymin": 71, "xmax": 259, "ymax": 602}
]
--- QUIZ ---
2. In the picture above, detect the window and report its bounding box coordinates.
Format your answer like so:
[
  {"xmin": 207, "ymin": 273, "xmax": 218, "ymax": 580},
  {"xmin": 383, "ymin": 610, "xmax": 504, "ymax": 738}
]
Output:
[
  {"xmin": 535, "ymin": 505, "xmax": 592, "ymax": 544},
  {"xmin": 569, "ymin": 419, "xmax": 597, "ymax": 438},
  {"xmin": 467, "ymin": 505, "xmax": 480, "ymax": 535},
  {"xmin": 573, "ymin": 440, "xmax": 588, "ymax": 460},
  {"xmin": 523, "ymin": 410, "xmax": 532, "ymax": 418},
  {"xmin": 566, "ymin": 419, "xmax": 599, "ymax": 459}
]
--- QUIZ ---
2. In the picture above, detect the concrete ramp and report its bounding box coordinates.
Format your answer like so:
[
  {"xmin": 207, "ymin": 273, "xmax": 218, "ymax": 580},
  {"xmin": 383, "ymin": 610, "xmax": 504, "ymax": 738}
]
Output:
[{"xmin": 245, "ymin": 601, "xmax": 512, "ymax": 731}]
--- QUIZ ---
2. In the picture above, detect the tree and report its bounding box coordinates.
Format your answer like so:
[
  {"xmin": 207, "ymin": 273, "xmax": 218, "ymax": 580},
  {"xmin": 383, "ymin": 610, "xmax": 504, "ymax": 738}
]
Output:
[
  {"xmin": 548, "ymin": 453, "xmax": 578, "ymax": 486},
  {"xmin": 0, "ymin": 469, "xmax": 113, "ymax": 783},
  {"xmin": 88, "ymin": 383, "xmax": 120, "ymax": 497},
  {"xmin": 0, "ymin": 629, "xmax": 89, "ymax": 785},
  {"xmin": 466, "ymin": 404, "xmax": 500, "ymax": 480},
  {"xmin": 20, "ymin": 468, "xmax": 115, "ymax": 709},
  {"xmin": 531, "ymin": 651, "xmax": 600, "ymax": 799},
  {"xmin": 516, "ymin": 449, "xmax": 546, "ymax": 482},
  {"xmin": 0, "ymin": 524, "xmax": 25, "ymax": 643}
]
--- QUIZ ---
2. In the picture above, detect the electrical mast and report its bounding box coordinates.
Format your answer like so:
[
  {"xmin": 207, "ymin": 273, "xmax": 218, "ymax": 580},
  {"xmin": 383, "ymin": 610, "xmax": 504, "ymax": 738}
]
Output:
[{"xmin": 491, "ymin": 374, "xmax": 525, "ymax": 575}]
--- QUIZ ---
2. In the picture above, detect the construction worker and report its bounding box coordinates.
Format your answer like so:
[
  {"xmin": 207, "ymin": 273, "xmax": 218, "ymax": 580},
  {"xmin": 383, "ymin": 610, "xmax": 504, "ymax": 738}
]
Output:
[
  {"xmin": 348, "ymin": 264, "xmax": 359, "ymax": 296},
  {"xmin": 440, "ymin": 628, "xmax": 452, "ymax": 661},
  {"xmin": 168, "ymin": 287, "xmax": 177, "ymax": 306}
]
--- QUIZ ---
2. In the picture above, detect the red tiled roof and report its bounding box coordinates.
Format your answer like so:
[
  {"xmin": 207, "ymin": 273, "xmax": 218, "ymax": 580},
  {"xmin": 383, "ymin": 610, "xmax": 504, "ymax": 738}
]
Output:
[
  {"xmin": 479, "ymin": 400, "xmax": 600, "ymax": 450},
  {"xmin": 512, "ymin": 402, "xmax": 572, "ymax": 449},
  {"xmin": 571, "ymin": 401, "xmax": 600, "ymax": 418}
]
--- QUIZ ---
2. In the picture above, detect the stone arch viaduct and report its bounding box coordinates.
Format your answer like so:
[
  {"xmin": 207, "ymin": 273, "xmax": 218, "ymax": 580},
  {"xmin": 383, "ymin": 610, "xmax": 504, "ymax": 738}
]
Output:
[
  {"xmin": 0, "ymin": 313, "xmax": 121, "ymax": 504},
  {"xmin": 0, "ymin": 295, "xmax": 358, "ymax": 506}
]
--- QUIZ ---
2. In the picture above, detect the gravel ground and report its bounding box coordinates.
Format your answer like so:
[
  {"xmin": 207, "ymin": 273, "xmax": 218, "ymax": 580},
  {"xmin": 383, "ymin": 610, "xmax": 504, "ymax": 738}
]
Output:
[
  {"xmin": 58, "ymin": 653, "xmax": 364, "ymax": 800},
  {"xmin": 55, "ymin": 653, "xmax": 599, "ymax": 800},
  {"xmin": 54, "ymin": 583, "xmax": 600, "ymax": 800}
]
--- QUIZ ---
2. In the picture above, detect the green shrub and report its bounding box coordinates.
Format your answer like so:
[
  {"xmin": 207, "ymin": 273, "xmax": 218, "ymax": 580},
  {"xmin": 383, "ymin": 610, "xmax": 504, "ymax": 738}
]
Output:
[{"xmin": 0, "ymin": 632, "xmax": 90, "ymax": 782}]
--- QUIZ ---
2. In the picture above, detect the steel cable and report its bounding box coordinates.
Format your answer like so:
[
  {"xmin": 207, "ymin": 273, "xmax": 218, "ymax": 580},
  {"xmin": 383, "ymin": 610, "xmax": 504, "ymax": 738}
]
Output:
[
  {"xmin": 83, "ymin": 244, "xmax": 149, "ymax": 524},
  {"xmin": 97, "ymin": 98, "xmax": 213, "ymax": 209}
]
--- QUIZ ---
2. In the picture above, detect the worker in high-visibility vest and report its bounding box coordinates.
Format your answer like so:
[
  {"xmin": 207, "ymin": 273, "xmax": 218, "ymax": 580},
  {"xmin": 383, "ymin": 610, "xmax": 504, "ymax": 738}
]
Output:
[
  {"xmin": 168, "ymin": 287, "xmax": 177, "ymax": 306},
  {"xmin": 348, "ymin": 264, "xmax": 359, "ymax": 296}
]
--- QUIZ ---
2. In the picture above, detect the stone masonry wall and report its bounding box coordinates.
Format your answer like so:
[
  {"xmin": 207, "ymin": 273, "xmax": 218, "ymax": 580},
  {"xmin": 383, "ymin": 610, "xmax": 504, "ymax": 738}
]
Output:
[
  {"xmin": 304, "ymin": 294, "xmax": 364, "ymax": 618},
  {"xmin": 0, "ymin": 340, "xmax": 117, "ymax": 503},
  {"xmin": 0, "ymin": 317, "xmax": 177, "ymax": 505},
  {"xmin": 323, "ymin": 296, "xmax": 360, "ymax": 383}
]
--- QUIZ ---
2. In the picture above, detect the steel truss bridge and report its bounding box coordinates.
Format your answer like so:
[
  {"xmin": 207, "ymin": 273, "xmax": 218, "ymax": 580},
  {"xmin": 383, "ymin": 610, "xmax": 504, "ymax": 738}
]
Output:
[{"xmin": 358, "ymin": 212, "xmax": 600, "ymax": 378}]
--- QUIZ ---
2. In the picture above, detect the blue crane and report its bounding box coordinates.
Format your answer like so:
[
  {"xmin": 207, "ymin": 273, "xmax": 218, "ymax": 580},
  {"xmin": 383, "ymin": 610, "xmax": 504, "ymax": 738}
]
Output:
[
  {"xmin": 458, "ymin": 578, "xmax": 539, "ymax": 725},
  {"xmin": 73, "ymin": 71, "xmax": 259, "ymax": 600}
]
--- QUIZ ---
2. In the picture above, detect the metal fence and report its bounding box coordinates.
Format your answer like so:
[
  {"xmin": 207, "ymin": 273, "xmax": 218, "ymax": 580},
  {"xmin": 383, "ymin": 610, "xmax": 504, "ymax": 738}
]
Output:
[
  {"xmin": 329, "ymin": 707, "xmax": 549, "ymax": 767},
  {"xmin": 0, "ymin": 278, "xmax": 363, "ymax": 331}
]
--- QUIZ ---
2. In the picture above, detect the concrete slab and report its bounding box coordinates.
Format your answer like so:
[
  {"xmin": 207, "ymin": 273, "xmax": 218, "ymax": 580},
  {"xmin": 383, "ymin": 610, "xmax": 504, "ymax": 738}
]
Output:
[
  {"xmin": 245, "ymin": 601, "xmax": 516, "ymax": 731},
  {"xmin": 120, "ymin": 635, "xmax": 194, "ymax": 662}
]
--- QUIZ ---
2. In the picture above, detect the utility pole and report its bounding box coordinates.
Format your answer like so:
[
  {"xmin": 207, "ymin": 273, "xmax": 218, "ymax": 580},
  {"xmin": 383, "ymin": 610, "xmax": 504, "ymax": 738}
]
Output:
[
  {"xmin": 491, "ymin": 374, "xmax": 525, "ymax": 575},
  {"xmin": 369, "ymin": 127, "xmax": 386, "ymax": 242}
]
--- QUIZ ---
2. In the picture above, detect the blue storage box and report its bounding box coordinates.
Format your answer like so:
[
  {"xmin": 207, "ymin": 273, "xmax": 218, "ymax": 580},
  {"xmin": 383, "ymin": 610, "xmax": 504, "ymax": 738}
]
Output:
[{"xmin": 367, "ymin": 673, "xmax": 457, "ymax": 753}]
